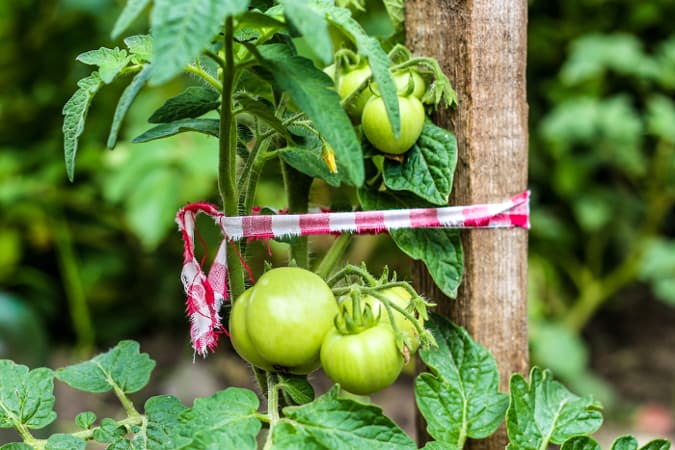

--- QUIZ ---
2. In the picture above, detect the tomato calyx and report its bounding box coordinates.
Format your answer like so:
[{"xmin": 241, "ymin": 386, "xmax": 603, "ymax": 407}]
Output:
[
  {"xmin": 334, "ymin": 289, "xmax": 381, "ymax": 335},
  {"xmin": 328, "ymin": 264, "xmax": 436, "ymax": 359}
]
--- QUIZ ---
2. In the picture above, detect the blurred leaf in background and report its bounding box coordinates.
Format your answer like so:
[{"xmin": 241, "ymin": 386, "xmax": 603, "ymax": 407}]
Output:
[
  {"xmin": 0, "ymin": 0, "xmax": 220, "ymax": 356},
  {"xmin": 528, "ymin": 0, "xmax": 675, "ymax": 417}
]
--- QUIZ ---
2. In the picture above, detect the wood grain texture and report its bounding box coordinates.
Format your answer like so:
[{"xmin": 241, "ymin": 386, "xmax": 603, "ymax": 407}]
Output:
[{"xmin": 406, "ymin": 1, "xmax": 529, "ymax": 447}]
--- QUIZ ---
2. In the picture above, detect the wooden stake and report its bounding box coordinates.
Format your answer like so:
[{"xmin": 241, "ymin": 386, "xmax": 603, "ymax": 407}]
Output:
[{"xmin": 406, "ymin": 1, "xmax": 529, "ymax": 447}]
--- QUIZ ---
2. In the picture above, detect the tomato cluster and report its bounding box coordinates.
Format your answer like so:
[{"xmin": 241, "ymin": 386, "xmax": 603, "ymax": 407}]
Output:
[
  {"xmin": 333, "ymin": 61, "xmax": 427, "ymax": 155},
  {"xmin": 229, "ymin": 267, "xmax": 425, "ymax": 395}
]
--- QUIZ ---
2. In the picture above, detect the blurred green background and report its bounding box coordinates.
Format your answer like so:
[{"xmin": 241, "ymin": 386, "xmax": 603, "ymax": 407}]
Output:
[{"xmin": 0, "ymin": 0, "xmax": 673, "ymax": 439}]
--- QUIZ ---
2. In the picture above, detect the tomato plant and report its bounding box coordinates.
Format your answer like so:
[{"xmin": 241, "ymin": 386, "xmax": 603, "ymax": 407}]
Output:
[{"xmin": 0, "ymin": 1, "xmax": 662, "ymax": 450}]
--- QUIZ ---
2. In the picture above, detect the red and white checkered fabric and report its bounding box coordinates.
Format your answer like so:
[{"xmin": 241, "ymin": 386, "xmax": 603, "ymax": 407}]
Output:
[{"xmin": 176, "ymin": 191, "xmax": 530, "ymax": 356}]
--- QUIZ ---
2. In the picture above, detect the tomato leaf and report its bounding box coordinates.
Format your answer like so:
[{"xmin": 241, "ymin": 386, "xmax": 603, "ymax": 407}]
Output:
[
  {"xmin": 561, "ymin": 436, "xmax": 601, "ymax": 450},
  {"xmin": 125, "ymin": 34, "xmax": 153, "ymax": 64},
  {"xmin": 327, "ymin": 5, "xmax": 400, "ymax": 138},
  {"xmin": 272, "ymin": 385, "xmax": 416, "ymax": 449},
  {"xmin": 278, "ymin": 374, "xmax": 315, "ymax": 405},
  {"xmin": 177, "ymin": 388, "xmax": 261, "ymax": 449},
  {"xmin": 150, "ymin": 0, "xmax": 250, "ymax": 85},
  {"xmin": 144, "ymin": 395, "xmax": 188, "ymax": 449},
  {"xmin": 0, "ymin": 444, "xmax": 33, "ymax": 450},
  {"xmin": 612, "ymin": 437, "xmax": 672, "ymax": 450},
  {"xmin": 148, "ymin": 87, "xmax": 220, "ymax": 123},
  {"xmin": 107, "ymin": 64, "xmax": 152, "ymax": 149},
  {"xmin": 45, "ymin": 434, "xmax": 86, "ymax": 450},
  {"xmin": 612, "ymin": 436, "xmax": 641, "ymax": 450},
  {"xmin": 256, "ymin": 44, "xmax": 363, "ymax": 186},
  {"xmin": 383, "ymin": 120, "xmax": 458, "ymax": 205},
  {"xmin": 77, "ymin": 47, "xmax": 131, "ymax": 84},
  {"xmin": 506, "ymin": 367, "xmax": 603, "ymax": 450},
  {"xmin": 280, "ymin": 0, "xmax": 333, "ymax": 65},
  {"xmin": 92, "ymin": 418, "xmax": 128, "ymax": 445},
  {"xmin": 415, "ymin": 315, "xmax": 508, "ymax": 448},
  {"xmin": 132, "ymin": 118, "xmax": 220, "ymax": 142},
  {"xmin": 75, "ymin": 411, "xmax": 96, "ymax": 430},
  {"xmin": 56, "ymin": 340, "xmax": 155, "ymax": 394},
  {"xmin": 392, "ymin": 228, "xmax": 463, "ymax": 298},
  {"xmin": 358, "ymin": 187, "xmax": 464, "ymax": 299},
  {"xmin": 0, "ymin": 361, "xmax": 56, "ymax": 430},
  {"xmin": 63, "ymin": 72, "xmax": 103, "ymax": 181},
  {"xmin": 111, "ymin": 0, "xmax": 151, "ymax": 39}
]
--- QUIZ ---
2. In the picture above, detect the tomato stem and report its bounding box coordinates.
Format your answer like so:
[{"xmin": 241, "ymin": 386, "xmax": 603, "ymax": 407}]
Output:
[
  {"xmin": 184, "ymin": 64, "xmax": 222, "ymax": 93},
  {"xmin": 263, "ymin": 372, "xmax": 280, "ymax": 450},
  {"xmin": 326, "ymin": 264, "xmax": 378, "ymax": 288},
  {"xmin": 219, "ymin": 17, "xmax": 245, "ymax": 299},
  {"xmin": 315, "ymin": 233, "xmax": 352, "ymax": 279},
  {"xmin": 281, "ymin": 161, "xmax": 312, "ymax": 269}
]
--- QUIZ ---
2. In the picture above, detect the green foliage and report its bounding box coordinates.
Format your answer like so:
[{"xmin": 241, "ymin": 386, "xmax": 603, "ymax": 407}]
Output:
[
  {"xmin": 0, "ymin": 361, "xmax": 55, "ymax": 430},
  {"xmin": 562, "ymin": 435, "xmax": 672, "ymax": 450},
  {"xmin": 415, "ymin": 315, "xmax": 508, "ymax": 448},
  {"xmin": 149, "ymin": 0, "xmax": 250, "ymax": 85},
  {"xmin": 382, "ymin": 120, "xmax": 458, "ymax": 205},
  {"xmin": 4, "ymin": 0, "xmax": 673, "ymax": 448},
  {"xmin": 4, "ymin": 331, "xmax": 667, "ymax": 449},
  {"xmin": 256, "ymin": 43, "xmax": 364, "ymax": 185},
  {"xmin": 177, "ymin": 388, "xmax": 262, "ymax": 449},
  {"xmin": 528, "ymin": 0, "xmax": 675, "ymax": 407},
  {"xmin": 506, "ymin": 367, "xmax": 603, "ymax": 449},
  {"xmin": 55, "ymin": 340, "xmax": 154, "ymax": 394},
  {"xmin": 272, "ymin": 386, "xmax": 416, "ymax": 449}
]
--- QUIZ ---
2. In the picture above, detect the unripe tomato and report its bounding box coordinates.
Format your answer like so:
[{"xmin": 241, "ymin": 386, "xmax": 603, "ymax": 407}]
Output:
[
  {"xmin": 393, "ymin": 71, "xmax": 426, "ymax": 99},
  {"xmin": 229, "ymin": 288, "xmax": 274, "ymax": 371},
  {"xmin": 361, "ymin": 94, "xmax": 425, "ymax": 155},
  {"xmin": 337, "ymin": 63, "xmax": 372, "ymax": 123},
  {"xmin": 244, "ymin": 267, "xmax": 338, "ymax": 372},
  {"xmin": 320, "ymin": 323, "xmax": 404, "ymax": 395}
]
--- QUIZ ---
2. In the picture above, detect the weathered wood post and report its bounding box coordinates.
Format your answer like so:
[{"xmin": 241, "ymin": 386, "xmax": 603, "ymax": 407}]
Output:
[{"xmin": 406, "ymin": 1, "xmax": 529, "ymax": 447}]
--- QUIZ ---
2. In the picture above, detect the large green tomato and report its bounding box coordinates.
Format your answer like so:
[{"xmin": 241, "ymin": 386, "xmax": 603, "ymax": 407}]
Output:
[
  {"xmin": 337, "ymin": 63, "xmax": 373, "ymax": 123},
  {"xmin": 339, "ymin": 286, "xmax": 422, "ymax": 353},
  {"xmin": 320, "ymin": 323, "xmax": 404, "ymax": 395},
  {"xmin": 229, "ymin": 288, "xmax": 274, "ymax": 371},
  {"xmin": 244, "ymin": 267, "xmax": 338, "ymax": 371},
  {"xmin": 361, "ymin": 94, "xmax": 425, "ymax": 155}
]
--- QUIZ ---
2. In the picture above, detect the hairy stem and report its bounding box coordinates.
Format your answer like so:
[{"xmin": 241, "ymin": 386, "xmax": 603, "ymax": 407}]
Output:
[
  {"xmin": 219, "ymin": 17, "xmax": 245, "ymax": 299},
  {"xmin": 185, "ymin": 64, "xmax": 222, "ymax": 92},
  {"xmin": 280, "ymin": 161, "xmax": 312, "ymax": 268}
]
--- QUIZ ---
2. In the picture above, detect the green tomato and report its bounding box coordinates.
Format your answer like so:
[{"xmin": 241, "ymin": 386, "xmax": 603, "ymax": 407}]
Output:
[
  {"xmin": 244, "ymin": 267, "xmax": 338, "ymax": 372},
  {"xmin": 229, "ymin": 288, "xmax": 274, "ymax": 371},
  {"xmin": 339, "ymin": 286, "xmax": 422, "ymax": 354},
  {"xmin": 361, "ymin": 94, "xmax": 425, "ymax": 155},
  {"xmin": 337, "ymin": 63, "xmax": 373, "ymax": 123},
  {"xmin": 393, "ymin": 71, "xmax": 426, "ymax": 99},
  {"xmin": 320, "ymin": 323, "xmax": 404, "ymax": 395}
]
